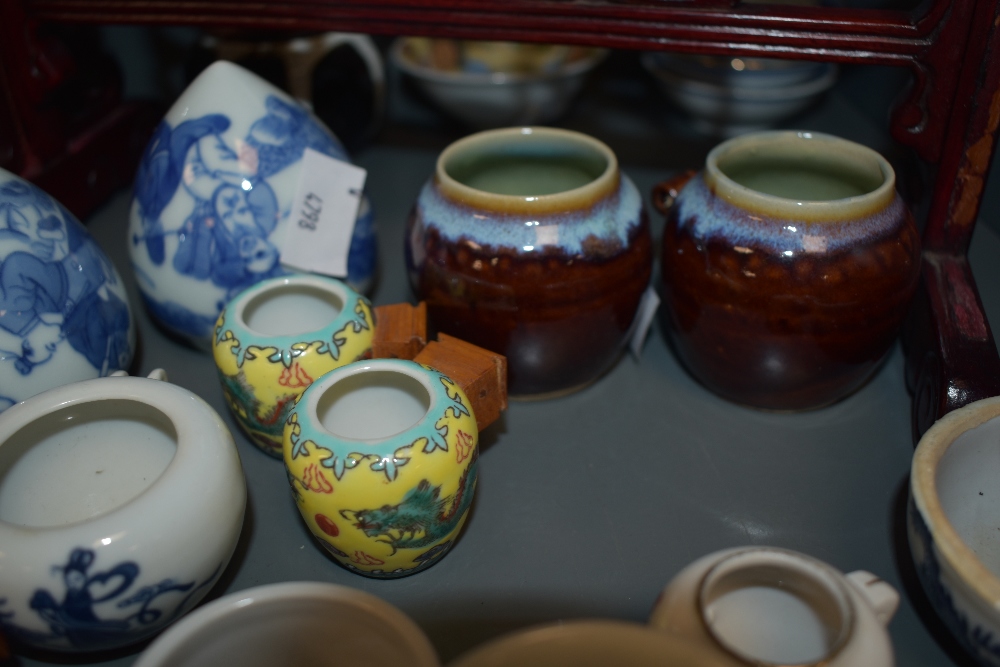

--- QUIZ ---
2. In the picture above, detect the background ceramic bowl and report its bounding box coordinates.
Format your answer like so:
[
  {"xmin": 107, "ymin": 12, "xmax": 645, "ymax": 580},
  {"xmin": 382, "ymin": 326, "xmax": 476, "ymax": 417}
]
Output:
[
  {"xmin": 0, "ymin": 372, "xmax": 246, "ymax": 652},
  {"xmin": 909, "ymin": 396, "xmax": 1000, "ymax": 666},
  {"xmin": 134, "ymin": 582, "xmax": 439, "ymax": 667},
  {"xmin": 128, "ymin": 59, "xmax": 377, "ymax": 348},
  {"xmin": 0, "ymin": 169, "xmax": 135, "ymax": 412},
  {"xmin": 392, "ymin": 38, "xmax": 607, "ymax": 128},
  {"xmin": 642, "ymin": 53, "xmax": 837, "ymax": 136}
]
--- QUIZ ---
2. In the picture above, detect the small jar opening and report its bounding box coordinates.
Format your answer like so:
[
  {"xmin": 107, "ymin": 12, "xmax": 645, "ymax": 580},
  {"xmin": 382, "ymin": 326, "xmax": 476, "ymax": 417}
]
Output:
[
  {"xmin": 703, "ymin": 132, "xmax": 896, "ymax": 222},
  {"xmin": 717, "ymin": 149, "xmax": 884, "ymax": 201},
  {"xmin": 316, "ymin": 370, "xmax": 431, "ymax": 441},
  {"xmin": 699, "ymin": 551, "xmax": 853, "ymax": 665},
  {"xmin": 442, "ymin": 130, "xmax": 611, "ymax": 197},
  {"xmin": 241, "ymin": 283, "xmax": 344, "ymax": 337},
  {"xmin": 0, "ymin": 400, "xmax": 178, "ymax": 528}
]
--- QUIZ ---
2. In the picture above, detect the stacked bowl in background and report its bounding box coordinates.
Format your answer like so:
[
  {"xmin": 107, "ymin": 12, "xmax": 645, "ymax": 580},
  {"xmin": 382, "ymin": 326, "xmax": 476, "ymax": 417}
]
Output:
[
  {"xmin": 642, "ymin": 53, "xmax": 837, "ymax": 136},
  {"xmin": 392, "ymin": 38, "xmax": 607, "ymax": 129}
]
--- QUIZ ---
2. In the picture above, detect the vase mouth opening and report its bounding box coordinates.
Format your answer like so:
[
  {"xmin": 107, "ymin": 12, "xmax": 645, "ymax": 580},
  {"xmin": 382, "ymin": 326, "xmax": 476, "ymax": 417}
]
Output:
[
  {"xmin": 706, "ymin": 130, "xmax": 895, "ymax": 222},
  {"xmin": 697, "ymin": 548, "xmax": 854, "ymax": 666},
  {"xmin": 436, "ymin": 127, "xmax": 619, "ymax": 214},
  {"xmin": 312, "ymin": 365, "xmax": 433, "ymax": 443},
  {"xmin": 236, "ymin": 276, "xmax": 347, "ymax": 338},
  {"xmin": 0, "ymin": 399, "xmax": 178, "ymax": 529}
]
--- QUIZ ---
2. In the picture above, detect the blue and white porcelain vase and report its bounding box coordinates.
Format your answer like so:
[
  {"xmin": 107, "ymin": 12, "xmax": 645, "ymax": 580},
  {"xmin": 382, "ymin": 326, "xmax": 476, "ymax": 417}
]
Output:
[
  {"xmin": 0, "ymin": 169, "xmax": 135, "ymax": 412},
  {"xmin": 128, "ymin": 60, "xmax": 377, "ymax": 347}
]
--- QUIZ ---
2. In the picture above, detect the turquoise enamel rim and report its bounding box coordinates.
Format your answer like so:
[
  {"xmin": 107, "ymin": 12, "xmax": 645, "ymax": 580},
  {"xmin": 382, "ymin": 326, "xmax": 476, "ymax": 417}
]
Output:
[
  {"xmin": 217, "ymin": 274, "xmax": 370, "ymax": 366},
  {"xmin": 287, "ymin": 359, "xmax": 472, "ymax": 482}
]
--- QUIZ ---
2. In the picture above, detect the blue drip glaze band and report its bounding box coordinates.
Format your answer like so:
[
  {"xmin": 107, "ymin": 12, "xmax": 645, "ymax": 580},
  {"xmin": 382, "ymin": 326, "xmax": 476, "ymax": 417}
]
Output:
[
  {"xmin": 417, "ymin": 175, "xmax": 643, "ymax": 255},
  {"xmin": 675, "ymin": 175, "xmax": 907, "ymax": 253}
]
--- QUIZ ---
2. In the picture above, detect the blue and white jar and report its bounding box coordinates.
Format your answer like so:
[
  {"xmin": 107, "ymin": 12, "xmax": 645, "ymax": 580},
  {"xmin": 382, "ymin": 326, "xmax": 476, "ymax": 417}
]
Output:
[
  {"xmin": 128, "ymin": 60, "xmax": 377, "ymax": 347},
  {"xmin": 0, "ymin": 169, "xmax": 135, "ymax": 412}
]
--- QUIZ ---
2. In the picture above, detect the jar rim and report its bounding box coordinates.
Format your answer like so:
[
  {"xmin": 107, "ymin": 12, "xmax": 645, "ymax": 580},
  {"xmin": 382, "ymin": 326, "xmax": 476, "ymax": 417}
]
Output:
[
  {"xmin": 435, "ymin": 126, "xmax": 620, "ymax": 215},
  {"xmin": 229, "ymin": 274, "xmax": 358, "ymax": 342},
  {"xmin": 704, "ymin": 130, "xmax": 896, "ymax": 222},
  {"xmin": 696, "ymin": 546, "xmax": 855, "ymax": 666},
  {"xmin": 300, "ymin": 359, "xmax": 444, "ymax": 448}
]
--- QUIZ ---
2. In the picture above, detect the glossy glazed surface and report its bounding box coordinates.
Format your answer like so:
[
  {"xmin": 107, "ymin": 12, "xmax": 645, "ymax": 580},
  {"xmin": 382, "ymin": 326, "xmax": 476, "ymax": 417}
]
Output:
[
  {"xmin": 128, "ymin": 60, "xmax": 376, "ymax": 346},
  {"xmin": 284, "ymin": 360, "xmax": 478, "ymax": 578},
  {"xmin": 0, "ymin": 374, "xmax": 246, "ymax": 652},
  {"xmin": 407, "ymin": 127, "xmax": 653, "ymax": 397},
  {"xmin": 213, "ymin": 275, "xmax": 374, "ymax": 457},
  {"xmin": 660, "ymin": 132, "xmax": 920, "ymax": 410},
  {"xmin": 0, "ymin": 169, "xmax": 135, "ymax": 412}
]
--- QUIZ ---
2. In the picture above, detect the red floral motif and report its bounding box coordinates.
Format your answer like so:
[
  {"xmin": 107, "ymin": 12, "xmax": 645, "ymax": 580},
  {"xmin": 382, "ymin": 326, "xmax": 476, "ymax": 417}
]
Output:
[
  {"xmin": 352, "ymin": 551, "xmax": 384, "ymax": 566},
  {"xmin": 315, "ymin": 513, "xmax": 339, "ymax": 537},
  {"xmin": 455, "ymin": 429, "xmax": 474, "ymax": 463},
  {"xmin": 303, "ymin": 464, "xmax": 333, "ymax": 493},
  {"xmin": 279, "ymin": 362, "xmax": 313, "ymax": 388}
]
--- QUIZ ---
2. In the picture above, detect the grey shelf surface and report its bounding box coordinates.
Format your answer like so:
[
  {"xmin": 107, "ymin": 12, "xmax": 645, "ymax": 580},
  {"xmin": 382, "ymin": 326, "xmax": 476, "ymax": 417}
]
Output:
[{"xmin": 14, "ymin": 59, "xmax": 1000, "ymax": 667}]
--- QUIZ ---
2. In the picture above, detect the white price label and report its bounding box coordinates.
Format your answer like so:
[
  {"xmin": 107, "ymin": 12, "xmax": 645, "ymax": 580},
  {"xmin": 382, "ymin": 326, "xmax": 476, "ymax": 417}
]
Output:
[
  {"xmin": 629, "ymin": 286, "xmax": 661, "ymax": 359},
  {"xmin": 279, "ymin": 148, "xmax": 367, "ymax": 277}
]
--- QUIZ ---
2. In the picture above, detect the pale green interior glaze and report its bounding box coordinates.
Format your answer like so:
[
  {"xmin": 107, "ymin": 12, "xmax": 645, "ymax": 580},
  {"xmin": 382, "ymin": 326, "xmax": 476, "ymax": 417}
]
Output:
[
  {"xmin": 436, "ymin": 127, "xmax": 618, "ymax": 214},
  {"xmin": 447, "ymin": 146, "xmax": 606, "ymax": 197},
  {"xmin": 706, "ymin": 131, "xmax": 895, "ymax": 222}
]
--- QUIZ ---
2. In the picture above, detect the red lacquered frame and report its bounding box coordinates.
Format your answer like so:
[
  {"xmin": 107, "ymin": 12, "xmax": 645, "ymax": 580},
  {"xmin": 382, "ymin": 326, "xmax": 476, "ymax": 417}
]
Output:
[{"xmin": 7, "ymin": 0, "xmax": 1000, "ymax": 438}]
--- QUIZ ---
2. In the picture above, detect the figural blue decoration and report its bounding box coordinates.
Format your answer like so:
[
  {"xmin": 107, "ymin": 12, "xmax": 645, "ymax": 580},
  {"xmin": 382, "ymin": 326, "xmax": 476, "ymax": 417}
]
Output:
[
  {"xmin": 128, "ymin": 60, "xmax": 377, "ymax": 347},
  {"xmin": 0, "ymin": 169, "xmax": 135, "ymax": 411},
  {"xmin": 0, "ymin": 547, "xmax": 217, "ymax": 652}
]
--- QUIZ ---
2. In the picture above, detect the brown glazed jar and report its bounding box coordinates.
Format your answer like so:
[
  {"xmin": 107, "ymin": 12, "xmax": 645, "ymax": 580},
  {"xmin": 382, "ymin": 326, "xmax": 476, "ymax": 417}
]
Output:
[
  {"xmin": 657, "ymin": 131, "xmax": 920, "ymax": 410},
  {"xmin": 406, "ymin": 127, "xmax": 653, "ymax": 398}
]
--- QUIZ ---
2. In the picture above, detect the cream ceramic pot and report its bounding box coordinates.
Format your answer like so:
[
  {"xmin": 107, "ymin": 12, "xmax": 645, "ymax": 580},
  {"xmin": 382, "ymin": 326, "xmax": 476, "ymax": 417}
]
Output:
[
  {"xmin": 0, "ymin": 371, "xmax": 246, "ymax": 652},
  {"xmin": 448, "ymin": 619, "xmax": 728, "ymax": 667},
  {"xmin": 134, "ymin": 581, "xmax": 439, "ymax": 667},
  {"xmin": 649, "ymin": 547, "xmax": 898, "ymax": 667}
]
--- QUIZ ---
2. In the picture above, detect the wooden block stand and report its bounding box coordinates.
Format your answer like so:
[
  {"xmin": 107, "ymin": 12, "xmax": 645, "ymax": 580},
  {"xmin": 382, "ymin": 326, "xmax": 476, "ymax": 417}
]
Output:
[{"xmin": 373, "ymin": 302, "xmax": 507, "ymax": 432}]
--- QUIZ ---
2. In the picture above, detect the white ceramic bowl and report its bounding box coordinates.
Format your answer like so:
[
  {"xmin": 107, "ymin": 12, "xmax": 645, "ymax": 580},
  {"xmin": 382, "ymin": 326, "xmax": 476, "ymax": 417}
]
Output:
[
  {"xmin": 0, "ymin": 169, "xmax": 135, "ymax": 412},
  {"xmin": 448, "ymin": 620, "xmax": 726, "ymax": 667},
  {"xmin": 0, "ymin": 372, "xmax": 246, "ymax": 652},
  {"xmin": 642, "ymin": 53, "xmax": 837, "ymax": 136},
  {"xmin": 128, "ymin": 59, "xmax": 377, "ymax": 347},
  {"xmin": 134, "ymin": 581, "xmax": 439, "ymax": 667},
  {"xmin": 909, "ymin": 396, "xmax": 1000, "ymax": 666},
  {"xmin": 392, "ymin": 38, "xmax": 607, "ymax": 128}
]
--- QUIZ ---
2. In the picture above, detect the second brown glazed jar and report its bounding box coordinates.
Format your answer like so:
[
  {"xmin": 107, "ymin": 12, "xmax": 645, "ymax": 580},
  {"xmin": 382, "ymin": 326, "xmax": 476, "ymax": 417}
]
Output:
[
  {"xmin": 657, "ymin": 131, "xmax": 921, "ymax": 410},
  {"xmin": 406, "ymin": 127, "xmax": 653, "ymax": 398}
]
